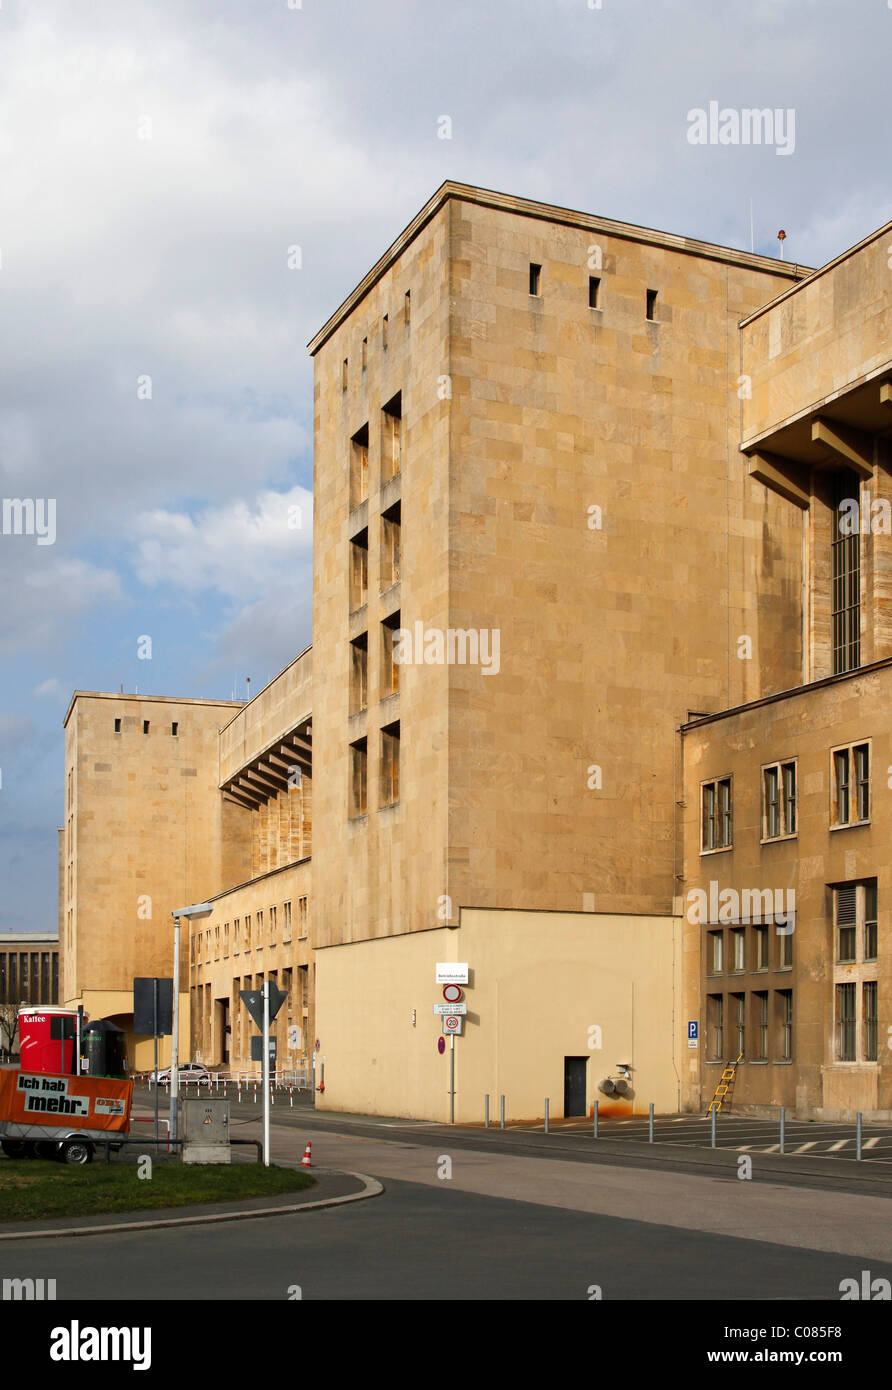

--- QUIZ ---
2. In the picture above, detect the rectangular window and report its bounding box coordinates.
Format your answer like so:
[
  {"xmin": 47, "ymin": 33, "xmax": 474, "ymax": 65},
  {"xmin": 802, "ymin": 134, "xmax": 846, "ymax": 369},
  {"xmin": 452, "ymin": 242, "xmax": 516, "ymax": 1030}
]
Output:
[
  {"xmin": 350, "ymin": 528, "xmax": 369, "ymax": 611},
  {"xmin": 381, "ymin": 611, "xmax": 400, "ymax": 698},
  {"xmin": 588, "ymin": 275, "xmax": 601, "ymax": 309},
  {"xmin": 342, "ymin": 358, "xmax": 348, "ymax": 391},
  {"xmin": 832, "ymin": 743, "xmax": 869, "ymax": 826},
  {"xmin": 646, "ymin": 288, "xmax": 658, "ymax": 320},
  {"xmin": 732, "ymin": 992, "xmax": 745, "ymax": 1058},
  {"xmin": 114, "ymin": 718, "xmax": 121, "ymax": 733},
  {"xmin": 350, "ymin": 633, "xmax": 368, "ymax": 715},
  {"xmin": 223, "ymin": 923, "xmax": 229, "ymax": 957},
  {"xmin": 855, "ymin": 744, "xmax": 870, "ymax": 821},
  {"xmin": 836, "ymin": 982, "xmax": 856, "ymax": 1061},
  {"xmin": 244, "ymin": 914, "xmax": 252, "ymax": 950},
  {"xmin": 350, "ymin": 424, "xmax": 369, "ymax": 509},
  {"xmin": 380, "ymin": 721, "xmax": 400, "ymax": 807},
  {"xmin": 755, "ymin": 926, "xmax": 769, "ymax": 971},
  {"xmin": 381, "ymin": 501, "xmax": 401, "ymax": 589},
  {"xmin": 778, "ymin": 927, "xmax": 793, "ymax": 969},
  {"xmin": 764, "ymin": 765, "xmax": 779, "ymax": 839},
  {"xmin": 143, "ymin": 721, "xmax": 150, "ymax": 734},
  {"xmin": 298, "ymin": 896, "xmax": 308, "ymax": 938},
  {"xmin": 269, "ymin": 905, "xmax": 277, "ymax": 945},
  {"xmin": 171, "ymin": 722, "xmax": 178, "ymax": 736},
  {"xmin": 707, "ymin": 994, "xmax": 724, "ymax": 1061},
  {"xmin": 382, "ymin": 314, "xmax": 388, "ymax": 350},
  {"xmin": 762, "ymin": 760, "xmax": 797, "ymax": 840},
  {"xmin": 831, "ymin": 469, "xmax": 861, "ymax": 674},
  {"xmin": 404, "ymin": 290, "xmax": 411, "ymax": 326},
  {"xmin": 256, "ymin": 910, "xmax": 263, "ymax": 946},
  {"xmin": 234, "ymin": 919, "xmax": 240, "ymax": 954},
  {"xmin": 731, "ymin": 928, "xmax": 745, "ymax": 973},
  {"xmin": 361, "ymin": 336, "xmax": 368, "ymax": 371},
  {"xmin": 783, "ymin": 761, "xmax": 797, "ymax": 834},
  {"xmin": 283, "ymin": 901, "xmax": 292, "ymax": 943},
  {"xmin": 382, "ymin": 393, "xmax": 401, "ymax": 480},
  {"xmin": 529, "ymin": 262, "xmax": 541, "ymax": 295},
  {"xmin": 835, "ymin": 884, "xmax": 857, "ymax": 962},
  {"xmin": 777, "ymin": 990, "xmax": 793, "ymax": 1061},
  {"xmin": 350, "ymin": 737, "xmax": 368, "ymax": 818},
  {"xmin": 701, "ymin": 777, "xmax": 732, "ymax": 851},
  {"xmin": 708, "ymin": 929, "xmax": 723, "ymax": 974},
  {"xmin": 865, "ymin": 881, "xmax": 878, "ymax": 960},
  {"xmin": 753, "ymin": 992, "xmax": 768, "ymax": 1061},
  {"xmin": 863, "ymin": 981, "xmax": 878, "ymax": 1062},
  {"xmin": 299, "ymin": 964, "xmax": 309, "ymax": 1010}
]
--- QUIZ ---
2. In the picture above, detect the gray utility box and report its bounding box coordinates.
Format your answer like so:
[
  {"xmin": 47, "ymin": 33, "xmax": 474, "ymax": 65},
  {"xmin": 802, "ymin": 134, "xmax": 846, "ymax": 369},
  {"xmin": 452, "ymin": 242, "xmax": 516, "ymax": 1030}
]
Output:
[{"xmin": 179, "ymin": 1097, "xmax": 231, "ymax": 1165}]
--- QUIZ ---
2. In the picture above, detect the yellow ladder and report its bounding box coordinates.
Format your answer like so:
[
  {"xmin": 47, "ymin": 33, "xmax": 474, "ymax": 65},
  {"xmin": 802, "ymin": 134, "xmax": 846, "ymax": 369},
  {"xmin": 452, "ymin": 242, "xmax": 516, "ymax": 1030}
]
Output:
[{"xmin": 707, "ymin": 1053, "xmax": 743, "ymax": 1113}]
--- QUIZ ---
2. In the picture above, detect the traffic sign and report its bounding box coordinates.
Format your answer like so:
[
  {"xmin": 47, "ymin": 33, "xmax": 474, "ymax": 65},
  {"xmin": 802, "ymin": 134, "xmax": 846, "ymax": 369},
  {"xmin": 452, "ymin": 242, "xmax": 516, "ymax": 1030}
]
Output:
[
  {"xmin": 436, "ymin": 963, "xmax": 469, "ymax": 985},
  {"xmin": 687, "ymin": 1020, "xmax": 699, "ymax": 1049},
  {"xmin": 442, "ymin": 984, "xmax": 463, "ymax": 1003},
  {"xmin": 240, "ymin": 985, "xmax": 287, "ymax": 1028},
  {"xmin": 437, "ymin": 1037, "xmax": 446, "ymax": 1055},
  {"xmin": 442, "ymin": 1015, "xmax": 463, "ymax": 1035},
  {"xmin": 433, "ymin": 1003, "xmax": 467, "ymax": 1015}
]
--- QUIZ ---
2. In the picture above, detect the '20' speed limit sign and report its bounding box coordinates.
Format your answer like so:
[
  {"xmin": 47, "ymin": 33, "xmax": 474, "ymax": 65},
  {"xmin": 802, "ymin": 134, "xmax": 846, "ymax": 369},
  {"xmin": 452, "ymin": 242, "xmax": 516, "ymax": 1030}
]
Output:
[{"xmin": 442, "ymin": 1015, "xmax": 463, "ymax": 1035}]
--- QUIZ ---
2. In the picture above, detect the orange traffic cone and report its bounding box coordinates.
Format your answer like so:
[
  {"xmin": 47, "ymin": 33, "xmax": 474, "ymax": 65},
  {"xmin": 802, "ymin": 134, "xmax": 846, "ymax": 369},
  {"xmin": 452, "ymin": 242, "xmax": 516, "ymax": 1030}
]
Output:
[{"xmin": 301, "ymin": 1142, "xmax": 312, "ymax": 1168}]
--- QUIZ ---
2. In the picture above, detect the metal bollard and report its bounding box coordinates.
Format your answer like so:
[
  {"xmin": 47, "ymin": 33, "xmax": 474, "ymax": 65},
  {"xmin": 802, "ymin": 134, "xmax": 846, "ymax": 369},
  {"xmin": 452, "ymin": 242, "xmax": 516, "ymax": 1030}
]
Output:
[
  {"xmin": 593, "ymin": 1101, "xmax": 599, "ymax": 1138},
  {"xmin": 254, "ymin": 1082, "xmax": 257, "ymax": 1105},
  {"xmin": 500, "ymin": 1095, "xmax": 505, "ymax": 1130},
  {"xmin": 856, "ymin": 1111, "xmax": 862, "ymax": 1161},
  {"xmin": 711, "ymin": 1107, "xmax": 716, "ymax": 1149},
  {"xmin": 290, "ymin": 1086, "xmax": 293, "ymax": 1108},
  {"xmin": 544, "ymin": 1098, "xmax": 549, "ymax": 1134},
  {"xmin": 484, "ymin": 1095, "xmax": 489, "ymax": 1128},
  {"xmin": 779, "ymin": 1106, "xmax": 785, "ymax": 1155},
  {"xmin": 648, "ymin": 1103, "xmax": 654, "ymax": 1144}
]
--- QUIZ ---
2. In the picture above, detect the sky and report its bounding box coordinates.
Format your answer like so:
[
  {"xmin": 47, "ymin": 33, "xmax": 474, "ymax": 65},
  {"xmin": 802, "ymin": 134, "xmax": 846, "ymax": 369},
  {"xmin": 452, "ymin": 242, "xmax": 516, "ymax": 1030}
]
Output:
[{"xmin": 0, "ymin": 0, "xmax": 889, "ymax": 931}]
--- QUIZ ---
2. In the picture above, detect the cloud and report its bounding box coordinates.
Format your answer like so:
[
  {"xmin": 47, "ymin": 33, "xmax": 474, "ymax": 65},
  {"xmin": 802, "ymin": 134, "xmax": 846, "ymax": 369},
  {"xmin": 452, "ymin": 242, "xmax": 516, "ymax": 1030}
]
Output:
[
  {"xmin": 33, "ymin": 677, "xmax": 67, "ymax": 702},
  {"xmin": 132, "ymin": 486, "xmax": 312, "ymax": 600}
]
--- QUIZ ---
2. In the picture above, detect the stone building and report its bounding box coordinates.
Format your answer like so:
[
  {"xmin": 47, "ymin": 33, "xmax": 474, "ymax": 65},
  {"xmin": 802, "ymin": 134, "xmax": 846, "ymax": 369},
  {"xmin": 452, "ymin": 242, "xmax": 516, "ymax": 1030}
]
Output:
[{"xmin": 61, "ymin": 183, "xmax": 892, "ymax": 1121}]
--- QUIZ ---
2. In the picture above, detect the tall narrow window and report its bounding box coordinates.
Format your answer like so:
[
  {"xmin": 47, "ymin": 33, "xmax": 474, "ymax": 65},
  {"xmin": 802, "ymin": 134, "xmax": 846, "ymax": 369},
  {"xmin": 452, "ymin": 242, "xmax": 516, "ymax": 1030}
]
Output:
[
  {"xmin": 863, "ymin": 981, "xmax": 878, "ymax": 1062},
  {"xmin": 529, "ymin": 262, "xmax": 541, "ymax": 296},
  {"xmin": 836, "ymin": 982, "xmax": 856, "ymax": 1061},
  {"xmin": 143, "ymin": 721, "xmax": 150, "ymax": 734},
  {"xmin": 404, "ymin": 290, "xmax": 411, "ymax": 326},
  {"xmin": 342, "ymin": 358, "xmax": 348, "ymax": 391},
  {"xmin": 382, "ymin": 393, "xmax": 401, "ymax": 480},
  {"xmin": 361, "ymin": 336, "xmax": 368, "ymax": 371},
  {"xmin": 380, "ymin": 721, "xmax": 400, "ymax": 807},
  {"xmin": 381, "ymin": 612, "xmax": 400, "ymax": 698},
  {"xmin": 732, "ymin": 993, "xmax": 746, "ymax": 1058},
  {"xmin": 381, "ymin": 501, "xmax": 400, "ymax": 589},
  {"xmin": 350, "ymin": 737, "xmax": 367, "ymax": 818},
  {"xmin": 382, "ymin": 314, "xmax": 388, "ymax": 350},
  {"xmin": 588, "ymin": 275, "xmax": 601, "ymax": 309},
  {"xmin": 350, "ymin": 633, "xmax": 368, "ymax": 715},
  {"xmin": 832, "ymin": 742, "xmax": 869, "ymax": 825},
  {"xmin": 835, "ymin": 884, "xmax": 857, "ymax": 961},
  {"xmin": 114, "ymin": 718, "xmax": 121, "ymax": 733},
  {"xmin": 707, "ymin": 994, "xmax": 724, "ymax": 1061},
  {"xmin": 753, "ymin": 992, "xmax": 768, "ymax": 1061},
  {"xmin": 731, "ymin": 928, "xmax": 745, "ymax": 973},
  {"xmin": 646, "ymin": 289, "xmax": 658, "ymax": 320},
  {"xmin": 708, "ymin": 929, "xmax": 723, "ymax": 974},
  {"xmin": 764, "ymin": 765, "xmax": 780, "ymax": 838},
  {"xmin": 351, "ymin": 424, "xmax": 369, "ymax": 509},
  {"xmin": 777, "ymin": 990, "xmax": 793, "ymax": 1061},
  {"xmin": 283, "ymin": 901, "xmax": 292, "ymax": 943},
  {"xmin": 298, "ymin": 896, "xmax": 308, "ymax": 938},
  {"xmin": 701, "ymin": 776, "xmax": 732, "ymax": 851},
  {"xmin": 832, "ymin": 470, "xmax": 861, "ymax": 673},
  {"xmin": 350, "ymin": 528, "xmax": 369, "ymax": 611},
  {"xmin": 864, "ymin": 881, "xmax": 878, "ymax": 960}
]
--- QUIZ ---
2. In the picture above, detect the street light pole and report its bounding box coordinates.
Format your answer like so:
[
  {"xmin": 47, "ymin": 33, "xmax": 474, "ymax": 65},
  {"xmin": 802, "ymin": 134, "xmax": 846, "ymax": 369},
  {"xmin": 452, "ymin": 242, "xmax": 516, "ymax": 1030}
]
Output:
[{"xmin": 169, "ymin": 902, "xmax": 212, "ymax": 1147}]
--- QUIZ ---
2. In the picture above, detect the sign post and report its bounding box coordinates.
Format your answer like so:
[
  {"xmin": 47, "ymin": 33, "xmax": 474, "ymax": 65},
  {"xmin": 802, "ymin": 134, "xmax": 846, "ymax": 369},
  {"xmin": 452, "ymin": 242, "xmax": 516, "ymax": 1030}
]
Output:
[
  {"xmin": 240, "ymin": 983, "xmax": 287, "ymax": 1166},
  {"xmin": 134, "ymin": 977, "xmax": 174, "ymax": 1150}
]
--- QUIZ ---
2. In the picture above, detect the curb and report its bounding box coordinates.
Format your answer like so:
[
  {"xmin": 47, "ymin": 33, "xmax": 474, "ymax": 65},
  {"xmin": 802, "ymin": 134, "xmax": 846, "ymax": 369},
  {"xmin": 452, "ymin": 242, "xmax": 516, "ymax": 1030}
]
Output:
[{"xmin": 0, "ymin": 1169, "xmax": 383, "ymax": 1242}]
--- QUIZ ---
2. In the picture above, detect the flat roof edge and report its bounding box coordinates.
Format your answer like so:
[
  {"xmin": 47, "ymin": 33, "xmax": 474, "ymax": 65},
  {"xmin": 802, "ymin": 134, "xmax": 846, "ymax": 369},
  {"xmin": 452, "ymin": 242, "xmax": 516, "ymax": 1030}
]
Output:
[
  {"xmin": 307, "ymin": 180, "xmax": 811, "ymax": 357},
  {"xmin": 681, "ymin": 656, "xmax": 892, "ymax": 731},
  {"xmin": 739, "ymin": 213, "xmax": 892, "ymax": 327}
]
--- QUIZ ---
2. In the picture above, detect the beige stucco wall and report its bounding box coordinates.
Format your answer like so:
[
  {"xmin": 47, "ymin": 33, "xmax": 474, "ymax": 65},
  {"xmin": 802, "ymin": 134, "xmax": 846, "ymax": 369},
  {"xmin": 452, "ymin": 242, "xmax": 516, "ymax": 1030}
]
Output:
[{"xmin": 315, "ymin": 907, "xmax": 683, "ymax": 1123}]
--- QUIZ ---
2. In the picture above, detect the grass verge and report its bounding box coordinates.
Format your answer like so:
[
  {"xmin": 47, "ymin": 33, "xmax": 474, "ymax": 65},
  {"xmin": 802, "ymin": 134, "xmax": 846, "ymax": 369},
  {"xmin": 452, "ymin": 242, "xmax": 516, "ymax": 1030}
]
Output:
[{"xmin": 0, "ymin": 1160, "xmax": 316, "ymax": 1223}]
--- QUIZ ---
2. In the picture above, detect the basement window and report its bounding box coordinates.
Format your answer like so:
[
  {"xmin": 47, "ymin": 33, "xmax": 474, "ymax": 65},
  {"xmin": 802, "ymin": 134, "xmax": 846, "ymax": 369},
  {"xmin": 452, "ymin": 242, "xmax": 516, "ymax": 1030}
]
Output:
[
  {"xmin": 588, "ymin": 276, "xmax": 601, "ymax": 309},
  {"xmin": 529, "ymin": 262, "xmax": 541, "ymax": 296}
]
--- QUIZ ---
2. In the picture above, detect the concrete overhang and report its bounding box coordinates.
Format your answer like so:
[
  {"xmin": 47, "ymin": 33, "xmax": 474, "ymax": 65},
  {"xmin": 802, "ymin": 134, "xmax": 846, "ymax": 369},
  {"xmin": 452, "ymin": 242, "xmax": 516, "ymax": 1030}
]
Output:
[{"xmin": 220, "ymin": 718, "xmax": 312, "ymax": 810}]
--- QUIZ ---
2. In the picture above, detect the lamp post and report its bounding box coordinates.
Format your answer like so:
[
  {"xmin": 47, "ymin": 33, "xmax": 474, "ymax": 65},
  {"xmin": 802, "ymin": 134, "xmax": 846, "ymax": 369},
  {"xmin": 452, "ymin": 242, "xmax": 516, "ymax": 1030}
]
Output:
[{"xmin": 169, "ymin": 902, "xmax": 211, "ymax": 1145}]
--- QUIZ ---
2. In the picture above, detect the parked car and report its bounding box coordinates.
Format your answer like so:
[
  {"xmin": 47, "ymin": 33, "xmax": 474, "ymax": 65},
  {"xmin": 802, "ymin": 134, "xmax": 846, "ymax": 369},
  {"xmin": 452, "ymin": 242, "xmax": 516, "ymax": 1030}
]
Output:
[{"xmin": 148, "ymin": 1063, "xmax": 213, "ymax": 1087}]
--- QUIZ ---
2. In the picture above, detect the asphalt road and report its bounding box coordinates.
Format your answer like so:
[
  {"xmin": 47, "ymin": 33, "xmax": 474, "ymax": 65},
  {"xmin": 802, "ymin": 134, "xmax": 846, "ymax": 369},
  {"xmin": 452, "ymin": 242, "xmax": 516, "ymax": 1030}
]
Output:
[{"xmin": 6, "ymin": 1174, "xmax": 892, "ymax": 1302}]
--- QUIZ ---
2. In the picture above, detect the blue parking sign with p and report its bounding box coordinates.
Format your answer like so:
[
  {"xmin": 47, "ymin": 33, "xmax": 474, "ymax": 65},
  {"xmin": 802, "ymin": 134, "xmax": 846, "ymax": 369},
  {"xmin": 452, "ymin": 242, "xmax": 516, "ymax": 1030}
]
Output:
[{"xmin": 688, "ymin": 1021, "xmax": 698, "ymax": 1040}]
